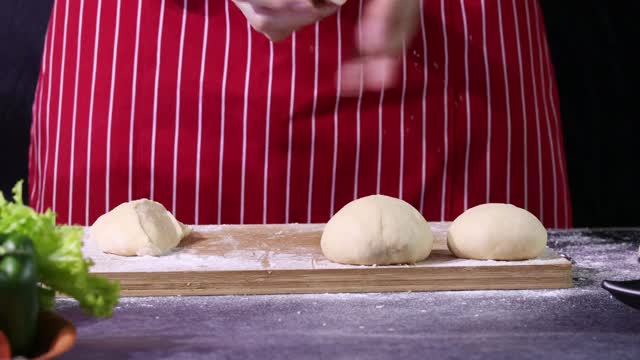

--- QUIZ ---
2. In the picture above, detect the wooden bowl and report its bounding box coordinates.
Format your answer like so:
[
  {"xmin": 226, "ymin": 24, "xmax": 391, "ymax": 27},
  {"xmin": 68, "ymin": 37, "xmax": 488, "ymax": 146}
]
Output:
[{"xmin": 1, "ymin": 312, "xmax": 76, "ymax": 359}]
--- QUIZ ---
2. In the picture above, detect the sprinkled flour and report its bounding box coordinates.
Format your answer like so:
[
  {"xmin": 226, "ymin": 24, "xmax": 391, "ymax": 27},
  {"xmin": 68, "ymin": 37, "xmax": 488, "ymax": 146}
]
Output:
[{"xmin": 83, "ymin": 223, "xmax": 570, "ymax": 273}]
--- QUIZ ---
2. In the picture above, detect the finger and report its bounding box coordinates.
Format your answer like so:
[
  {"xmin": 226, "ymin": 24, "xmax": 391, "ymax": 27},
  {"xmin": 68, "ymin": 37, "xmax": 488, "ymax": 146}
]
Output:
[
  {"xmin": 357, "ymin": 0, "xmax": 420, "ymax": 57},
  {"xmin": 339, "ymin": 55, "xmax": 400, "ymax": 96},
  {"xmin": 235, "ymin": 0, "xmax": 313, "ymax": 11},
  {"xmin": 233, "ymin": 0, "xmax": 339, "ymax": 43},
  {"xmin": 322, "ymin": 0, "xmax": 348, "ymax": 4},
  {"xmin": 362, "ymin": 55, "xmax": 400, "ymax": 91},
  {"xmin": 265, "ymin": 29, "xmax": 295, "ymax": 42},
  {"xmin": 236, "ymin": 0, "xmax": 338, "ymax": 11},
  {"xmin": 339, "ymin": 60, "xmax": 362, "ymax": 97},
  {"xmin": 235, "ymin": 2, "xmax": 337, "ymax": 42}
]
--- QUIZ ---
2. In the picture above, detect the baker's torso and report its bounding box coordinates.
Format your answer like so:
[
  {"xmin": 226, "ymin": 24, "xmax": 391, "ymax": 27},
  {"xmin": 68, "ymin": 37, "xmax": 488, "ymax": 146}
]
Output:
[{"xmin": 29, "ymin": 0, "xmax": 572, "ymax": 228}]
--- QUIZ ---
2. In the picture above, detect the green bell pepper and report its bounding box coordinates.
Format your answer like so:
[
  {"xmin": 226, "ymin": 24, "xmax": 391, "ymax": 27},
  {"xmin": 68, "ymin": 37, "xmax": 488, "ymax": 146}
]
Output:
[{"xmin": 0, "ymin": 233, "xmax": 39, "ymax": 356}]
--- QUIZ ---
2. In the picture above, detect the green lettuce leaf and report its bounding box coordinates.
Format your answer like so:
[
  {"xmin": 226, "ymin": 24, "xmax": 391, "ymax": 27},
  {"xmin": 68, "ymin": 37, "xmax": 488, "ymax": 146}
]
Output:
[{"xmin": 0, "ymin": 181, "xmax": 120, "ymax": 317}]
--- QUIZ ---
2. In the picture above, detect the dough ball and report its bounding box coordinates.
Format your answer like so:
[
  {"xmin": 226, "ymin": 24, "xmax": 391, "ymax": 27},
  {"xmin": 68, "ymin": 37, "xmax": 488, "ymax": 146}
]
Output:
[
  {"xmin": 321, "ymin": 195, "xmax": 433, "ymax": 265},
  {"xmin": 447, "ymin": 203, "xmax": 547, "ymax": 260},
  {"xmin": 90, "ymin": 199, "xmax": 191, "ymax": 257}
]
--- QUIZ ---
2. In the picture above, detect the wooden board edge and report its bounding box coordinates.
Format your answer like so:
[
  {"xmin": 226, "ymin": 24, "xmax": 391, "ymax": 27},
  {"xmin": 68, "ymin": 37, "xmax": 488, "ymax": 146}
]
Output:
[{"xmin": 91, "ymin": 263, "xmax": 573, "ymax": 297}]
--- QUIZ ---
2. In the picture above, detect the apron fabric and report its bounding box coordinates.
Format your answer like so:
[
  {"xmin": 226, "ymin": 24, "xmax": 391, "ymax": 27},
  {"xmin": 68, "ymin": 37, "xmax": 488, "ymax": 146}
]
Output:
[{"xmin": 29, "ymin": 0, "xmax": 573, "ymax": 228}]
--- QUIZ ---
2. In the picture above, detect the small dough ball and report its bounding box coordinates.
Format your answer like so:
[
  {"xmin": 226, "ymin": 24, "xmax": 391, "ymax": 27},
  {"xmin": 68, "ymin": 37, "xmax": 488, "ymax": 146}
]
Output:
[
  {"xmin": 447, "ymin": 203, "xmax": 547, "ymax": 260},
  {"xmin": 90, "ymin": 199, "xmax": 191, "ymax": 256},
  {"xmin": 321, "ymin": 195, "xmax": 433, "ymax": 265}
]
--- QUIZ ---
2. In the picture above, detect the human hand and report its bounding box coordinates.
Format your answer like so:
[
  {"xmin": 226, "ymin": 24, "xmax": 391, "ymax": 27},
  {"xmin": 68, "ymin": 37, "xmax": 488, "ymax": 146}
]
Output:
[
  {"xmin": 232, "ymin": 0, "xmax": 344, "ymax": 42},
  {"xmin": 340, "ymin": 0, "xmax": 421, "ymax": 95}
]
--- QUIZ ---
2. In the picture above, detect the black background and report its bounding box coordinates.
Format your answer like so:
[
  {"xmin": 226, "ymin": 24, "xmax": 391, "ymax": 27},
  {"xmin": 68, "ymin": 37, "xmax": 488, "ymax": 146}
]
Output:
[{"xmin": 1, "ymin": 0, "xmax": 638, "ymax": 227}]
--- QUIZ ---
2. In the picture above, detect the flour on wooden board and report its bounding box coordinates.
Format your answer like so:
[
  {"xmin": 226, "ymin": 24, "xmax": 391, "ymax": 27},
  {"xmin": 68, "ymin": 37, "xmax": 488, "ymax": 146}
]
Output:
[{"xmin": 82, "ymin": 224, "xmax": 569, "ymax": 273}]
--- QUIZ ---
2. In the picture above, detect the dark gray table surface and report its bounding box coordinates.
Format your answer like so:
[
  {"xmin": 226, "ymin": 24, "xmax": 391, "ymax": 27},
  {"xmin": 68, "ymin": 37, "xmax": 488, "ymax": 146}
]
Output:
[{"xmin": 56, "ymin": 229, "xmax": 640, "ymax": 360}]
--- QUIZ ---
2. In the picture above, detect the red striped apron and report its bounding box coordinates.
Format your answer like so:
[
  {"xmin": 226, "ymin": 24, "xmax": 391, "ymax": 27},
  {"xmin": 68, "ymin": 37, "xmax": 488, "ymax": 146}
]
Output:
[{"xmin": 29, "ymin": 0, "xmax": 573, "ymax": 228}]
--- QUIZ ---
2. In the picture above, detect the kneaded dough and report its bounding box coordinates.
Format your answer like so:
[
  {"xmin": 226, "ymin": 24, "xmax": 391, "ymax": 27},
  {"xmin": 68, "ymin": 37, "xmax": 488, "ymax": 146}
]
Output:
[
  {"xmin": 90, "ymin": 199, "xmax": 191, "ymax": 257},
  {"xmin": 447, "ymin": 203, "xmax": 547, "ymax": 260},
  {"xmin": 321, "ymin": 194, "xmax": 433, "ymax": 265}
]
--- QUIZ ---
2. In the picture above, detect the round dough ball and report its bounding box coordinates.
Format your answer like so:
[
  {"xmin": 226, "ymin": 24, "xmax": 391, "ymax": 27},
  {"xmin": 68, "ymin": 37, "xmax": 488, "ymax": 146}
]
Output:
[
  {"xmin": 90, "ymin": 199, "xmax": 191, "ymax": 257},
  {"xmin": 447, "ymin": 203, "xmax": 547, "ymax": 260},
  {"xmin": 320, "ymin": 195, "xmax": 433, "ymax": 265}
]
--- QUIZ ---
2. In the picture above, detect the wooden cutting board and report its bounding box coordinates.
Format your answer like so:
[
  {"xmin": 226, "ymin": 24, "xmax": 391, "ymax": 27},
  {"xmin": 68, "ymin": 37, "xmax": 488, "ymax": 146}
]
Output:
[{"xmin": 84, "ymin": 223, "xmax": 572, "ymax": 296}]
